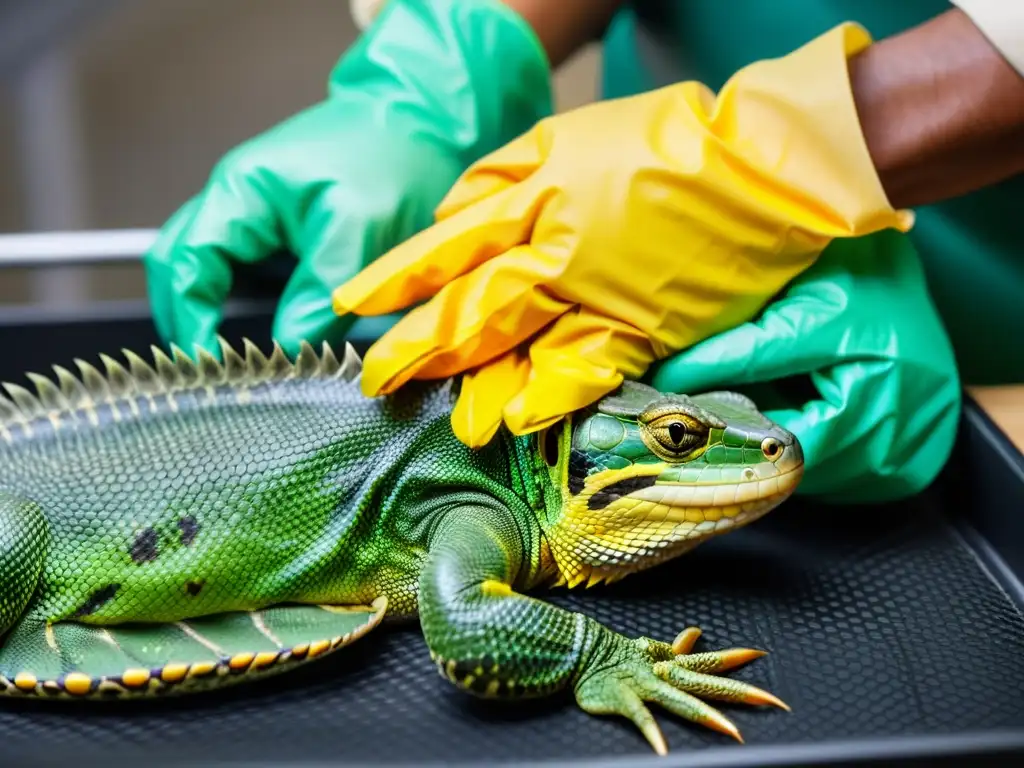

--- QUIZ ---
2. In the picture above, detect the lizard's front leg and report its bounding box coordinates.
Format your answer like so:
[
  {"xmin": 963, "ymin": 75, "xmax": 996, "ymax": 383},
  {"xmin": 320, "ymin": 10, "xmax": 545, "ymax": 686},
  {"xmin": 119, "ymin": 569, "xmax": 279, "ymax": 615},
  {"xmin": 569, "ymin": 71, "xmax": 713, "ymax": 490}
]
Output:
[{"xmin": 418, "ymin": 504, "xmax": 787, "ymax": 754}]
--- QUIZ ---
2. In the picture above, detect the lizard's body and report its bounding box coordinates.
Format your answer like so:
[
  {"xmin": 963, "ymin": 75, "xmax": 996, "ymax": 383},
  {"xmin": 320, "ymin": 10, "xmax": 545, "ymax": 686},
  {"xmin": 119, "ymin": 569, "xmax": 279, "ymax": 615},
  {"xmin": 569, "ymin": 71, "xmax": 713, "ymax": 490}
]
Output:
[{"xmin": 0, "ymin": 339, "xmax": 802, "ymax": 754}]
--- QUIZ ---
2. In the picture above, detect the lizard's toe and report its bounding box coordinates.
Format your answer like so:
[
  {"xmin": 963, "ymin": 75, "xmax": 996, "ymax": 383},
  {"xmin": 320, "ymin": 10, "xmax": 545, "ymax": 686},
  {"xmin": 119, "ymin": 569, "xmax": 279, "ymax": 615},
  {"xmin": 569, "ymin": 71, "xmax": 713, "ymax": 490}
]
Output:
[
  {"xmin": 654, "ymin": 659, "xmax": 790, "ymax": 711},
  {"xmin": 573, "ymin": 625, "xmax": 788, "ymax": 753},
  {"xmin": 577, "ymin": 681, "xmax": 670, "ymax": 756}
]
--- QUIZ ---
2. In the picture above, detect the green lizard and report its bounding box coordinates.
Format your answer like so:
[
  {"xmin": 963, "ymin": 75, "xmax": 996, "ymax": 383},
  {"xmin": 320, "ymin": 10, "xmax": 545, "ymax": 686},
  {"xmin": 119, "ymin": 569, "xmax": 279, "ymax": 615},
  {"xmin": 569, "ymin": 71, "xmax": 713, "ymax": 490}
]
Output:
[{"xmin": 0, "ymin": 338, "xmax": 803, "ymax": 755}]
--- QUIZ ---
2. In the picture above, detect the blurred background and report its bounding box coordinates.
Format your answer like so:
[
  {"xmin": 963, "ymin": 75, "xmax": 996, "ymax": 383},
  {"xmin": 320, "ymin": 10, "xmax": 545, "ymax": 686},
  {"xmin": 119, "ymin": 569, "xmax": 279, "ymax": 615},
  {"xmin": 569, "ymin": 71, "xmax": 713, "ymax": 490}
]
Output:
[{"xmin": 0, "ymin": 0, "xmax": 601, "ymax": 308}]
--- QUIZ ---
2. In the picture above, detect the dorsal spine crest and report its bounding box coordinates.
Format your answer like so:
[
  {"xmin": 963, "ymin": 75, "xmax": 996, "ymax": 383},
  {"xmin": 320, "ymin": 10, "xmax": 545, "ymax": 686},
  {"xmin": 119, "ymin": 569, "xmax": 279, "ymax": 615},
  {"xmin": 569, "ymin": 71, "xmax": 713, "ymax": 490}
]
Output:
[{"xmin": 0, "ymin": 337, "xmax": 364, "ymax": 431}]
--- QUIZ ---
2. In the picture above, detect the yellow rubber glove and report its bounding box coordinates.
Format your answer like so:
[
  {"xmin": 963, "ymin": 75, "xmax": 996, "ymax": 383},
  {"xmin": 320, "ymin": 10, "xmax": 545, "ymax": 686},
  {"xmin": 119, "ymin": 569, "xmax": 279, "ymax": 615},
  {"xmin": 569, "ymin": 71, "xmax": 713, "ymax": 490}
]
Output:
[{"xmin": 332, "ymin": 22, "xmax": 914, "ymax": 447}]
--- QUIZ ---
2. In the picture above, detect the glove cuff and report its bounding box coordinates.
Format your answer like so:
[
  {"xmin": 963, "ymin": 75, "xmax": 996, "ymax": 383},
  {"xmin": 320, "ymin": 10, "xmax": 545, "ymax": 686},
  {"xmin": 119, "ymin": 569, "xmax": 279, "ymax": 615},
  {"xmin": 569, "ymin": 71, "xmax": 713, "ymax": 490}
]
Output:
[
  {"xmin": 332, "ymin": 0, "xmax": 554, "ymax": 166},
  {"xmin": 712, "ymin": 22, "xmax": 915, "ymax": 238}
]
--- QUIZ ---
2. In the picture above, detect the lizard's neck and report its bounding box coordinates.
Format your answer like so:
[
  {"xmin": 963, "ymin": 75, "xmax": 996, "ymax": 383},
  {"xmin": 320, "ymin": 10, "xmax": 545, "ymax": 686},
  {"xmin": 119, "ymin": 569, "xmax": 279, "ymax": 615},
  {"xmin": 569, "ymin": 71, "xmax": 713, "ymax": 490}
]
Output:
[{"xmin": 504, "ymin": 430, "xmax": 563, "ymax": 590}]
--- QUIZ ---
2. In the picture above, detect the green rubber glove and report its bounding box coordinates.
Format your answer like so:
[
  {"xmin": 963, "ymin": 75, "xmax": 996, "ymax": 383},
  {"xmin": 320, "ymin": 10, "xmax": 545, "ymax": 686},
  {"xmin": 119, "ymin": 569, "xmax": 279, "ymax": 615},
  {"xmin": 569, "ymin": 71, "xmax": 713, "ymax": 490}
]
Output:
[
  {"xmin": 143, "ymin": 0, "xmax": 552, "ymax": 356},
  {"xmin": 650, "ymin": 230, "xmax": 961, "ymax": 503}
]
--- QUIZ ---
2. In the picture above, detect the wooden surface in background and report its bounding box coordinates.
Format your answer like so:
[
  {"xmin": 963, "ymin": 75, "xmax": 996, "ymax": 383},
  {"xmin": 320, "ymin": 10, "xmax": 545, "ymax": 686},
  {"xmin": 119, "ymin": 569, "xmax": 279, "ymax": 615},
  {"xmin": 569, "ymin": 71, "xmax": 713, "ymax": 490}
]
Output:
[{"xmin": 969, "ymin": 386, "xmax": 1024, "ymax": 453}]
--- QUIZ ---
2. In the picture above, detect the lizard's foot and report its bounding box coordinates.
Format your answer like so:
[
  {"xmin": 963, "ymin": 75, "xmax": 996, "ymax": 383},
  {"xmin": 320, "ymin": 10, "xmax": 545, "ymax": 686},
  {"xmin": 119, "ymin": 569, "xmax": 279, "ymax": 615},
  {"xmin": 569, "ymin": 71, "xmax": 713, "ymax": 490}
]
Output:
[{"xmin": 574, "ymin": 625, "xmax": 787, "ymax": 755}]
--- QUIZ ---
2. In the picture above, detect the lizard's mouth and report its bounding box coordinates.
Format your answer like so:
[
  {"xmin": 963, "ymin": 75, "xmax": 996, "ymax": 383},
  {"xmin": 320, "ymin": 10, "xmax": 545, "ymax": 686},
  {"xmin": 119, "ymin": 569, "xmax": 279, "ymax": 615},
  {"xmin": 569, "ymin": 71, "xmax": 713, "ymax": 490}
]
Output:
[
  {"xmin": 577, "ymin": 437, "xmax": 804, "ymax": 519},
  {"xmin": 606, "ymin": 462, "xmax": 798, "ymax": 540},
  {"xmin": 546, "ymin": 448, "xmax": 804, "ymax": 589},
  {"xmin": 619, "ymin": 441, "xmax": 804, "ymax": 531},
  {"xmin": 627, "ymin": 463, "xmax": 804, "ymax": 518}
]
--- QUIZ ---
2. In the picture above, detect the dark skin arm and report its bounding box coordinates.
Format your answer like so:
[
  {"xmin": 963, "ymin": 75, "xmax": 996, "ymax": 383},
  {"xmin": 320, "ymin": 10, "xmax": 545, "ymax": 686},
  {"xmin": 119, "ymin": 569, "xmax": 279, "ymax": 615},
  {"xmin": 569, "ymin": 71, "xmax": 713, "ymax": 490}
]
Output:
[
  {"xmin": 500, "ymin": 0, "xmax": 626, "ymax": 68},
  {"xmin": 500, "ymin": 2, "xmax": 1024, "ymax": 210},
  {"xmin": 850, "ymin": 8, "xmax": 1024, "ymax": 209}
]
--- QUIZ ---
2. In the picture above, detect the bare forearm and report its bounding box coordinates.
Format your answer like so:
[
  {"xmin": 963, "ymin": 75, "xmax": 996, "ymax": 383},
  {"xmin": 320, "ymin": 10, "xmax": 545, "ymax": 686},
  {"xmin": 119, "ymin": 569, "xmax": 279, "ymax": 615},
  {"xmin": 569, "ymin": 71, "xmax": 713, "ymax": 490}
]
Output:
[
  {"xmin": 850, "ymin": 8, "xmax": 1024, "ymax": 209},
  {"xmin": 498, "ymin": 3, "xmax": 1024, "ymax": 210},
  {"xmin": 500, "ymin": 0, "xmax": 626, "ymax": 68}
]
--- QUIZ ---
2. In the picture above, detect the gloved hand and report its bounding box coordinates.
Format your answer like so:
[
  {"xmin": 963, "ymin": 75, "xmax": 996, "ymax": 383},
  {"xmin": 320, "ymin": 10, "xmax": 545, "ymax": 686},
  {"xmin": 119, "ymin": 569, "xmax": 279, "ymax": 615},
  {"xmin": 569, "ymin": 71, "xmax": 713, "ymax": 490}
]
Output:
[
  {"xmin": 144, "ymin": 0, "xmax": 552, "ymax": 356},
  {"xmin": 332, "ymin": 22, "xmax": 914, "ymax": 448},
  {"xmin": 651, "ymin": 230, "xmax": 961, "ymax": 503}
]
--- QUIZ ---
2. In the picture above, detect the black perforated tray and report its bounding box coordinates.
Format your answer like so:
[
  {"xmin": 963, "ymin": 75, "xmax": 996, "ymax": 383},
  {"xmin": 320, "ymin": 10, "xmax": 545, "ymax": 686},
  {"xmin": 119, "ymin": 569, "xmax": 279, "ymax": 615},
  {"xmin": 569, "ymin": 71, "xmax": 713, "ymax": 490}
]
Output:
[{"xmin": 1, "ymin": 295, "xmax": 1023, "ymax": 767}]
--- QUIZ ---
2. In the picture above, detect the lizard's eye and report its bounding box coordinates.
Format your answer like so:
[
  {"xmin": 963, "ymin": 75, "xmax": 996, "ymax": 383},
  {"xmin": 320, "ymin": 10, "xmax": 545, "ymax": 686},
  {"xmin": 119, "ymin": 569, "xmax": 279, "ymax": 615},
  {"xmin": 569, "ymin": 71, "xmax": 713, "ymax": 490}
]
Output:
[
  {"xmin": 539, "ymin": 422, "xmax": 561, "ymax": 467},
  {"xmin": 761, "ymin": 436, "xmax": 783, "ymax": 461},
  {"xmin": 642, "ymin": 413, "xmax": 708, "ymax": 459}
]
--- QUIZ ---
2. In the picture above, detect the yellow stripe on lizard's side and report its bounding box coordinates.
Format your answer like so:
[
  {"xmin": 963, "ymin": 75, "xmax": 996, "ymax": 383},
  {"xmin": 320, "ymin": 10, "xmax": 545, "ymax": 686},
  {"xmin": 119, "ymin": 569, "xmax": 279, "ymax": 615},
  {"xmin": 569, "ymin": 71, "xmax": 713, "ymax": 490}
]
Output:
[{"xmin": 0, "ymin": 597, "xmax": 388, "ymax": 701}]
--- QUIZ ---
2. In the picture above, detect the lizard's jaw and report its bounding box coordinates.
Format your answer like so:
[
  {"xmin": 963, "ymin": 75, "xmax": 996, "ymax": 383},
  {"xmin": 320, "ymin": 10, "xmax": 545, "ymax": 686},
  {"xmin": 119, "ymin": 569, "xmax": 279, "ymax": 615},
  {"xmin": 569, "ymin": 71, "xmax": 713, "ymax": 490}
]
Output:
[
  {"xmin": 545, "ymin": 449, "xmax": 803, "ymax": 590},
  {"xmin": 620, "ymin": 461, "xmax": 803, "ymax": 528}
]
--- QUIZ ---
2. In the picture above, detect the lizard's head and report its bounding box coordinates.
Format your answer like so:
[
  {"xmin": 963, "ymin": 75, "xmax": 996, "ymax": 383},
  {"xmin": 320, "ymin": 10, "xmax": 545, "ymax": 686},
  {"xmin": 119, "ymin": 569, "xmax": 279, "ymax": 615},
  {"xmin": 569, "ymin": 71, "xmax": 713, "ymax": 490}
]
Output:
[{"xmin": 534, "ymin": 381, "xmax": 803, "ymax": 589}]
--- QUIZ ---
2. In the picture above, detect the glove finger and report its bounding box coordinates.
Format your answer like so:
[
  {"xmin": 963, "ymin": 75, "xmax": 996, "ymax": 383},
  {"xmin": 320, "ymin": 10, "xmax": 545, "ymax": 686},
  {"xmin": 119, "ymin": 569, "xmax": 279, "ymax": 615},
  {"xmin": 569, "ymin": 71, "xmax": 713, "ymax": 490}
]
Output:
[
  {"xmin": 757, "ymin": 366, "xmax": 872, "ymax": 501},
  {"xmin": 769, "ymin": 356, "xmax": 959, "ymax": 502},
  {"xmin": 503, "ymin": 310, "xmax": 656, "ymax": 435},
  {"xmin": 274, "ymin": 138, "xmax": 471, "ymax": 355},
  {"xmin": 159, "ymin": 167, "xmax": 288, "ymax": 355},
  {"xmin": 143, "ymin": 197, "xmax": 201, "ymax": 345},
  {"xmin": 433, "ymin": 122, "xmax": 548, "ymax": 221},
  {"xmin": 359, "ymin": 244, "xmax": 573, "ymax": 396},
  {"xmin": 650, "ymin": 291, "xmax": 848, "ymax": 394},
  {"xmin": 271, "ymin": 184, "xmax": 406, "ymax": 356},
  {"xmin": 332, "ymin": 179, "xmax": 543, "ymax": 317},
  {"xmin": 450, "ymin": 348, "xmax": 531, "ymax": 448},
  {"xmin": 271, "ymin": 248, "xmax": 362, "ymax": 360}
]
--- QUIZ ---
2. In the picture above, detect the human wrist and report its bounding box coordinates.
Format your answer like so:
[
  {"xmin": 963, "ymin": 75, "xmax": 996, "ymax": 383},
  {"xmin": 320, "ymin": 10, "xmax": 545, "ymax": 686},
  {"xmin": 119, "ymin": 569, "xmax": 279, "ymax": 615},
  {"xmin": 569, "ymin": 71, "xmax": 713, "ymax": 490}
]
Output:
[
  {"xmin": 498, "ymin": 0, "xmax": 626, "ymax": 68},
  {"xmin": 335, "ymin": 0, "xmax": 553, "ymax": 164},
  {"xmin": 705, "ymin": 23, "xmax": 914, "ymax": 238},
  {"xmin": 849, "ymin": 8, "xmax": 1024, "ymax": 209}
]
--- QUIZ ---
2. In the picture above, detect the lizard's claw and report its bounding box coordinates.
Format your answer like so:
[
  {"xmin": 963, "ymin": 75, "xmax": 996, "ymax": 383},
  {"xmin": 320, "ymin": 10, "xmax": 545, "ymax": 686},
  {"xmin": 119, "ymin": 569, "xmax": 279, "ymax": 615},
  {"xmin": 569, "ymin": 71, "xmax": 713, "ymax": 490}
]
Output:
[{"xmin": 574, "ymin": 625, "xmax": 788, "ymax": 755}]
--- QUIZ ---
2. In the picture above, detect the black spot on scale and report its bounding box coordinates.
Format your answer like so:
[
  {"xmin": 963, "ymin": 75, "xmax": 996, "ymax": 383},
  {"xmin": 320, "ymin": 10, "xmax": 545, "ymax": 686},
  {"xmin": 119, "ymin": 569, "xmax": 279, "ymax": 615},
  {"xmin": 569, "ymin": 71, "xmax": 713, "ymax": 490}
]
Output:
[
  {"xmin": 131, "ymin": 527, "xmax": 159, "ymax": 563},
  {"xmin": 568, "ymin": 449, "xmax": 590, "ymax": 496},
  {"xmin": 72, "ymin": 583, "xmax": 120, "ymax": 617},
  {"xmin": 185, "ymin": 580, "xmax": 204, "ymax": 596},
  {"xmin": 178, "ymin": 515, "xmax": 200, "ymax": 546},
  {"xmin": 587, "ymin": 475, "xmax": 659, "ymax": 510}
]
